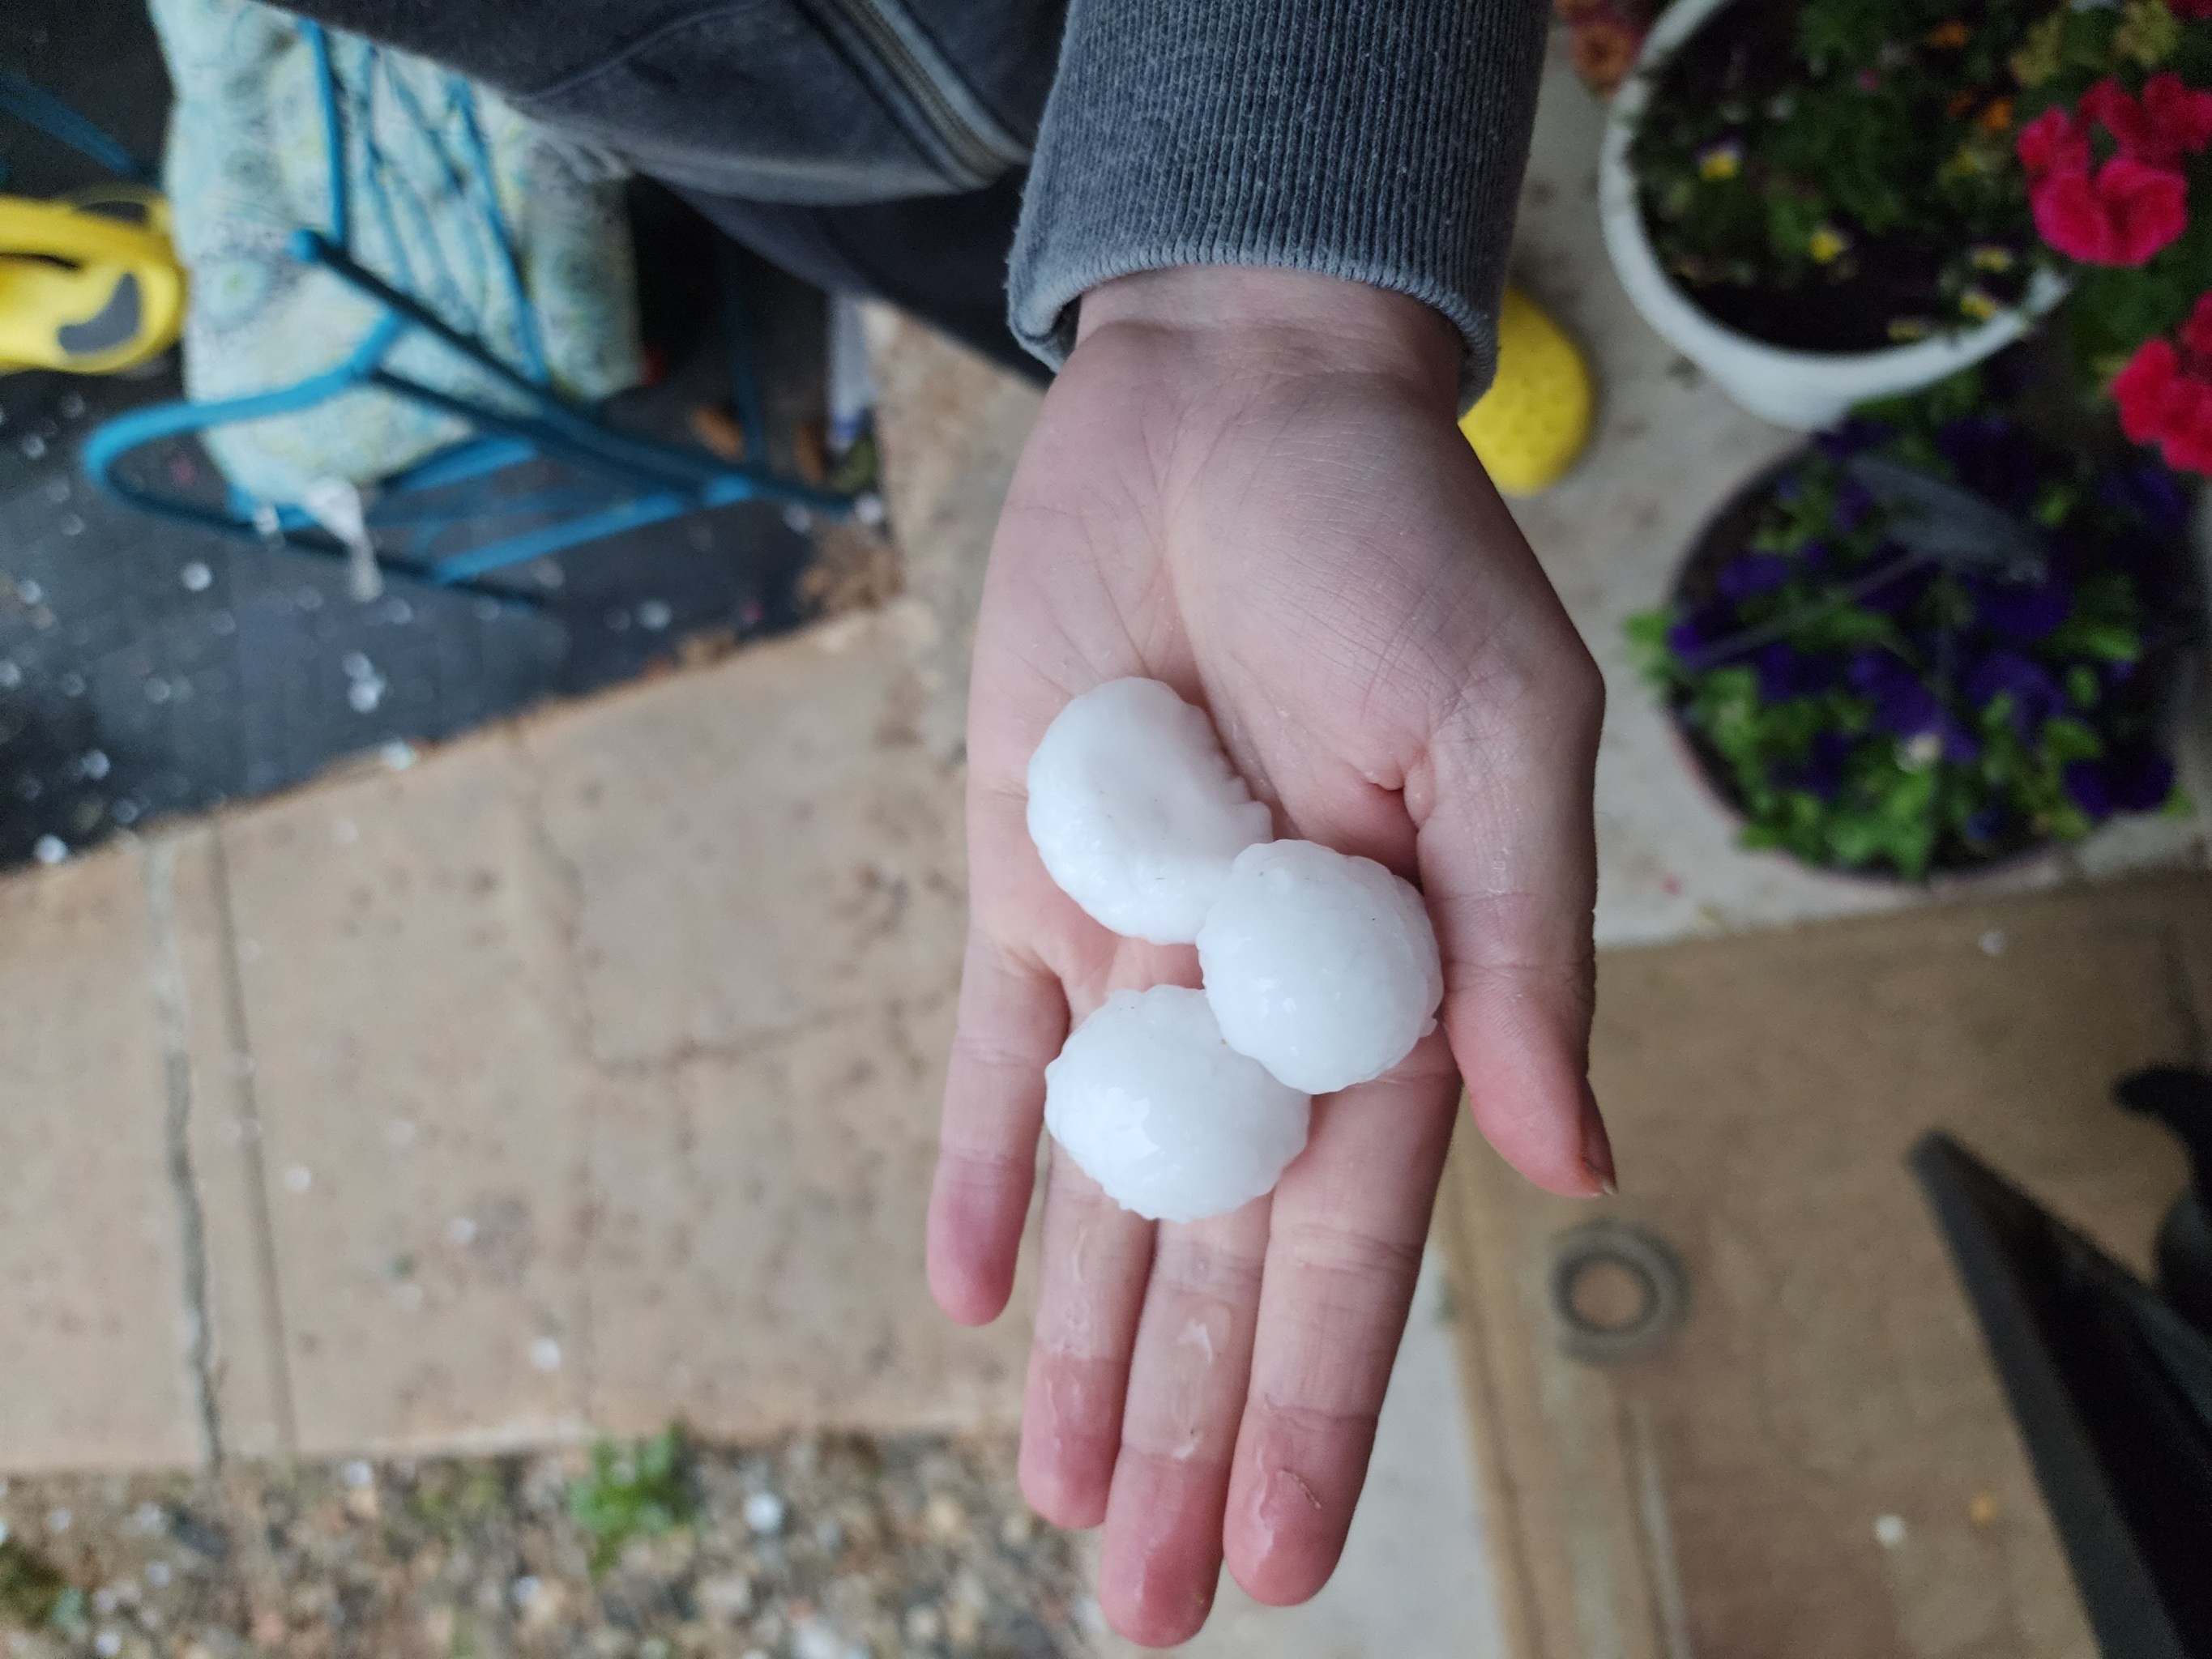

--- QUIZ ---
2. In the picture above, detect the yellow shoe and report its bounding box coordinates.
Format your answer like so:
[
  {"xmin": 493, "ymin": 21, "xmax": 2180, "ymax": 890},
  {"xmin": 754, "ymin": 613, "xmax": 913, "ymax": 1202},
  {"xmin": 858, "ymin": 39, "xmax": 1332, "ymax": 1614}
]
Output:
[{"xmin": 1460, "ymin": 287, "xmax": 1593, "ymax": 497}]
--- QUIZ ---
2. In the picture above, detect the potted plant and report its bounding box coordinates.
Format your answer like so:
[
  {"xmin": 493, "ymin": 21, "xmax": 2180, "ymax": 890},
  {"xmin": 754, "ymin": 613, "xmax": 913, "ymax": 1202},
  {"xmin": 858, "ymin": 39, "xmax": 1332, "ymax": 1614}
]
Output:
[
  {"xmin": 1627, "ymin": 369, "xmax": 2194, "ymax": 881},
  {"xmin": 1602, "ymin": 0, "xmax": 2212, "ymax": 440}
]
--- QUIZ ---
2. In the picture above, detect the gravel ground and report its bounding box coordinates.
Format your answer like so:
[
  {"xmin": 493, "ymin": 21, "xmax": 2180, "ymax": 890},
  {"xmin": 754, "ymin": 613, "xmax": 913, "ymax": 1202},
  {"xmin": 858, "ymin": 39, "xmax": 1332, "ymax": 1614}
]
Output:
[{"xmin": 0, "ymin": 1432, "xmax": 1100, "ymax": 1659}]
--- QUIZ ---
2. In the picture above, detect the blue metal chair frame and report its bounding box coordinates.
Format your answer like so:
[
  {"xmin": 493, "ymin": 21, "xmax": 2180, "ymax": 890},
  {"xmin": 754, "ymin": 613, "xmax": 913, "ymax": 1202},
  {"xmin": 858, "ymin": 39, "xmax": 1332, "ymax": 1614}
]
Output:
[{"xmin": 78, "ymin": 23, "xmax": 847, "ymax": 598}]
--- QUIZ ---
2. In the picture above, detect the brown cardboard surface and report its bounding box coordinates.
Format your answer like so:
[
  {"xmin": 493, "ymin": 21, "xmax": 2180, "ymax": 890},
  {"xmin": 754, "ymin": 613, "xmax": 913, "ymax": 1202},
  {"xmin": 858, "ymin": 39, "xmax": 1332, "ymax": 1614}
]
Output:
[{"xmin": 1440, "ymin": 872, "xmax": 2212, "ymax": 1659}]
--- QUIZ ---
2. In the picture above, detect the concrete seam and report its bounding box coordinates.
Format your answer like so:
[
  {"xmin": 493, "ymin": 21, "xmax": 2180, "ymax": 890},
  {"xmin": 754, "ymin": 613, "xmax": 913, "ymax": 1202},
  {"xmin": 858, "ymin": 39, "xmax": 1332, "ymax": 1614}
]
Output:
[
  {"xmin": 207, "ymin": 829, "xmax": 303, "ymax": 1456},
  {"xmin": 142, "ymin": 836, "xmax": 225, "ymax": 1468}
]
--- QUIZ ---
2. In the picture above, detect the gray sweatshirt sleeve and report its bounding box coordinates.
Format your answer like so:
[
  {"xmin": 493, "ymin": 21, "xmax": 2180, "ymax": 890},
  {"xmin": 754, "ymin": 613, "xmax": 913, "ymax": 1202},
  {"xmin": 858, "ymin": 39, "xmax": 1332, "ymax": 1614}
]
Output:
[{"xmin": 1005, "ymin": 0, "xmax": 1552, "ymax": 407}]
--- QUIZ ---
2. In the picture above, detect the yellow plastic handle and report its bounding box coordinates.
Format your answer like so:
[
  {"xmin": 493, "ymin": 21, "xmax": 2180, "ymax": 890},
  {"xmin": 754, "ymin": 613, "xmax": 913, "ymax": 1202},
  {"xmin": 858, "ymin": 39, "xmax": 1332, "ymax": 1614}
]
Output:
[{"xmin": 0, "ymin": 190, "xmax": 186, "ymax": 375}]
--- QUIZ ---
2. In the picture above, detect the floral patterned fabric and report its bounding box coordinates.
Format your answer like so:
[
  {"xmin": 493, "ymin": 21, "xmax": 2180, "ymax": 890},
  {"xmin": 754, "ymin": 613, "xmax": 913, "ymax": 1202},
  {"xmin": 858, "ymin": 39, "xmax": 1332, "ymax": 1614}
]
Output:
[{"xmin": 149, "ymin": 0, "xmax": 643, "ymax": 503}]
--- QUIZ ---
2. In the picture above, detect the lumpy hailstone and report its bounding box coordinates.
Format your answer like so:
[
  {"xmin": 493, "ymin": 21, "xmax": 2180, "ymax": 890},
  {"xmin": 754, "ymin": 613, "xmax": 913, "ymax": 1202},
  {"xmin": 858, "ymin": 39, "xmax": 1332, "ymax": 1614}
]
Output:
[
  {"xmin": 1198, "ymin": 840, "xmax": 1445, "ymax": 1094},
  {"xmin": 1025, "ymin": 678, "xmax": 1273, "ymax": 944},
  {"xmin": 1044, "ymin": 986, "xmax": 1312, "ymax": 1222}
]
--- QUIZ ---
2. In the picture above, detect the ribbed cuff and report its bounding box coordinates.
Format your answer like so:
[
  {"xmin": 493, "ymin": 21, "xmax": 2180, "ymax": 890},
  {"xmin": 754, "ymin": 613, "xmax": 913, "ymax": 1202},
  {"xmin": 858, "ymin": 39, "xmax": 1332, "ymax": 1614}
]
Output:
[{"xmin": 1006, "ymin": 0, "xmax": 1549, "ymax": 410}]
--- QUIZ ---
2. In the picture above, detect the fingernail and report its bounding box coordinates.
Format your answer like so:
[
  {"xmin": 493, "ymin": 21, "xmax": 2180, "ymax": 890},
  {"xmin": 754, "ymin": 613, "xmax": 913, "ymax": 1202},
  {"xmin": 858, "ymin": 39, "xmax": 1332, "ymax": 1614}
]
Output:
[{"xmin": 1578, "ymin": 1087, "xmax": 1617, "ymax": 1197}]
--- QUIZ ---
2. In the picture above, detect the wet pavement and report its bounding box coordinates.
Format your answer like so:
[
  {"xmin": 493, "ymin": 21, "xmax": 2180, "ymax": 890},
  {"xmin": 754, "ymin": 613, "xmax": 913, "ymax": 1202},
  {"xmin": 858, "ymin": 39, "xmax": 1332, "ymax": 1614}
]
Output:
[
  {"xmin": 1, "ymin": 6, "xmax": 834, "ymax": 872},
  {"xmin": 0, "ymin": 360, "xmax": 821, "ymax": 872}
]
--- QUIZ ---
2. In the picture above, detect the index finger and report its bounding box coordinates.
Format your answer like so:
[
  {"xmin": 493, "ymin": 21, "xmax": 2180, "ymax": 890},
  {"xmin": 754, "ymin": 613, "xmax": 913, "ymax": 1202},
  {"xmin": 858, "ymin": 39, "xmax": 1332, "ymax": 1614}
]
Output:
[{"xmin": 928, "ymin": 919, "xmax": 1066, "ymax": 1325}]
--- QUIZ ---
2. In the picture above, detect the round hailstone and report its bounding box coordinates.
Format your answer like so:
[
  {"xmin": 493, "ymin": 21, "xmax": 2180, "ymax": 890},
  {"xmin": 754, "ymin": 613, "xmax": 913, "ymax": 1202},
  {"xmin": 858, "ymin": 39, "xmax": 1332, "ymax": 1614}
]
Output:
[
  {"xmin": 1198, "ymin": 840, "xmax": 1445, "ymax": 1094},
  {"xmin": 1026, "ymin": 678, "xmax": 1272, "ymax": 945},
  {"xmin": 1044, "ymin": 986, "xmax": 1310, "ymax": 1223}
]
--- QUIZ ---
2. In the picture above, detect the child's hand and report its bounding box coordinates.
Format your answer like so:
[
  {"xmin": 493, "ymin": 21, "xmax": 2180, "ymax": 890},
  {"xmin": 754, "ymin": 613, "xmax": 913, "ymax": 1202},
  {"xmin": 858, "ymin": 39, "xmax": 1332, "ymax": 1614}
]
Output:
[{"xmin": 929, "ymin": 266, "xmax": 1610, "ymax": 1645}]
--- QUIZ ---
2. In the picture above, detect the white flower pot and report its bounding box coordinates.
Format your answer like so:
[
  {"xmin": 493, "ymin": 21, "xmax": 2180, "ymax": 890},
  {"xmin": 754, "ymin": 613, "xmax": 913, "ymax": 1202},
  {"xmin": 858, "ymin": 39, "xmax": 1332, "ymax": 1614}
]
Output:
[{"xmin": 1598, "ymin": 0, "xmax": 2067, "ymax": 430}]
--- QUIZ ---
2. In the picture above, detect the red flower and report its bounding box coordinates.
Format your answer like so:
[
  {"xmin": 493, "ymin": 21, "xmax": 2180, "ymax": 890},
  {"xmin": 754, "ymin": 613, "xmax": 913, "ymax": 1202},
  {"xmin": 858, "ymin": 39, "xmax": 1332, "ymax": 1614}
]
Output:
[
  {"xmin": 2184, "ymin": 292, "xmax": 2212, "ymax": 360},
  {"xmin": 2169, "ymin": 0, "xmax": 2212, "ymax": 18},
  {"xmin": 2017, "ymin": 106, "xmax": 2091, "ymax": 179},
  {"xmin": 2112, "ymin": 298, "xmax": 2212, "ymax": 476},
  {"xmin": 2172, "ymin": 408, "xmax": 2212, "ymax": 474},
  {"xmin": 2030, "ymin": 156, "xmax": 2190, "ymax": 265},
  {"xmin": 2113, "ymin": 338, "xmax": 2184, "ymax": 443},
  {"xmin": 2081, "ymin": 74, "xmax": 2212, "ymax": 165}
]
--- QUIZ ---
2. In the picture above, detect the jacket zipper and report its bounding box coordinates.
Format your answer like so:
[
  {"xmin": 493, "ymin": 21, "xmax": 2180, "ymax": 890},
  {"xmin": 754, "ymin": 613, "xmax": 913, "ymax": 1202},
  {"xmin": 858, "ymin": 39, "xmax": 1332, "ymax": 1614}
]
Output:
[{"xmin": 810, "ymin": 0, "xmax": 1028, "ymax": 187}]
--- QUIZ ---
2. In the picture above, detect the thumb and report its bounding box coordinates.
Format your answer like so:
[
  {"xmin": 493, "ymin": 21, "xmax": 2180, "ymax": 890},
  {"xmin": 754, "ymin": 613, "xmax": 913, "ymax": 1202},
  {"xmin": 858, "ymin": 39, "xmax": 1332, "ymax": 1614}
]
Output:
[{"xmin": 1411, "ymin": 620, "xmax": 1609, "ymax": 1197}]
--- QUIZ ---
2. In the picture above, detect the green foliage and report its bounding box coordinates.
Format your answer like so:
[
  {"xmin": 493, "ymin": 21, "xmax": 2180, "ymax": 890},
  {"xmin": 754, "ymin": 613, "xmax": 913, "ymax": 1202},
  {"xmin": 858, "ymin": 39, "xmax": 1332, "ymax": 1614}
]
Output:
[
  {"xmin": 567, "ymin": 1429, "xmax": 694, "ymax": 1576},
  {"xmin": 408, "ymin": 1461, "xmax": 511, "ymax": 1539},
  {"xmin": 2065, "ymin": 208, "xmax": 2212, "ymax": 369},
  {"xmin": 2010, "ymin": 4, "xmax": 2124, "ymax": 87},
  {"xmin": 0, "ymin": 1538, "xmax": 69, "ymax": 1631},
  {"xmin": 2044, "ymin": 571, "xmax": 2143, "ymax": 664},
  {"xmin": 2115, "ymin": 0, "xmax": 2182, "ymax": 69}
]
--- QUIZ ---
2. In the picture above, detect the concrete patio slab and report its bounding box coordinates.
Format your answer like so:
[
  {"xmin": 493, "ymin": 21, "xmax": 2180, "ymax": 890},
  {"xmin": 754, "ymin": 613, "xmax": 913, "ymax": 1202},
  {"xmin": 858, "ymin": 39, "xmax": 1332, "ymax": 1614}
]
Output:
[
  {"xmin": 520, "ymin": 604, "xmax": 967, "ymax": 1071},
  {"xmin": 527, "ymin": 608, "xmax": 1034, "ymax": 1440},
  {"xmin": 585, "ymin": 992, "xmax": 1033, "ymax": 1439},
  {"xmin": 213, "ymin": 740, "xmax": 594, "ymax": 1457},
  {"xmin": 0, "ymin": 847, "xmax": 202, "ymax": 1472}
]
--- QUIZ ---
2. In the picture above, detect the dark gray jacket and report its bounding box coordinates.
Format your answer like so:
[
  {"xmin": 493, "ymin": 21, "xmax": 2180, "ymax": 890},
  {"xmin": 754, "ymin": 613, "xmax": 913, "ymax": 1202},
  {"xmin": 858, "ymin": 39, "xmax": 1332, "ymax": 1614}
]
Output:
[{"xmin": 275, "ymin": 0, "xmax": 1549, "ymax": 394}]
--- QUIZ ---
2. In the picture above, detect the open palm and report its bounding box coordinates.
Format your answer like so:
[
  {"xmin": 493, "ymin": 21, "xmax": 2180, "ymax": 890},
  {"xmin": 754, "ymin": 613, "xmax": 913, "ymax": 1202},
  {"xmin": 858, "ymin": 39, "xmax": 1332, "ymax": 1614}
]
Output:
[{"xmin": 926, "ymin": 269, "xmax": 1609, "ymax": 1646}]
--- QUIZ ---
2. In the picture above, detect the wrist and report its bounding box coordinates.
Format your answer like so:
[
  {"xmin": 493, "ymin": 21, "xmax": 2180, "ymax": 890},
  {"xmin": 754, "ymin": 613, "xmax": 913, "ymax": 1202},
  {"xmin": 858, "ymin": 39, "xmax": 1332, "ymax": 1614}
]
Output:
[{"xmin": 1073, "ymin": 267, "xmax": 1461, "ymax": 410}]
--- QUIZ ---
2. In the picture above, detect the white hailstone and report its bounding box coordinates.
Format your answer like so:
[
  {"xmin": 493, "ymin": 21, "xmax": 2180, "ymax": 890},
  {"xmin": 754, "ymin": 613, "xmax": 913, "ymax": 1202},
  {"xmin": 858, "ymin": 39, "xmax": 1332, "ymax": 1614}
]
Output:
[
  {"xmin": 1025, "ymin": 679, "xmax": 1271, "ymax": 944},
  {"xmin": 1044, "ymin": 986, "xmax": 1310, "ymax": 1222},
  {"xmin": 1198, "ymin": 840, "xmax": 1444, "ymax": 1094}
]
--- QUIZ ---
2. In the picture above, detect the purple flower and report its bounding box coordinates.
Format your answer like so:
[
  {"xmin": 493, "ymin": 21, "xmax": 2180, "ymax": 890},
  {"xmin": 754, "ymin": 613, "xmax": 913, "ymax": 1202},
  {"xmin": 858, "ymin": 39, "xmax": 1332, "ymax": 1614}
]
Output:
[
  {"xmin": 2064, "ymin": 761, "xmax": 2112, "ymax": 821},
  {"xmin": 1668, "ymin": 599, "xmax": 1737, "ymax": 659},
  {"xmin": 1848, "ymin": 647, "xmax": 1911, "ymax": 698},
  {"xmin": 1937, "ymin": 416, "xmax": 2039, "ymax": 514},
  {"xmin": 2097, "ymin": 465, "xmax": 2190, "ymax": 536},
  {"xmin": 1964, "ymin": 805, "xmax": 2005, "ymax": 843},
  {"xmin": 2061, "ymin": 765, "xmax": 2114, "ymax": 822},
  {"xmin": 1753, "ymin": 642, "xmax": 1841, "ymax": 702},
  {"xmin": 1963, "ymin": 651, "xmax": 2065, "ymax": 733},
  {"xmin": 1849, "ymin": 650, "xmax": 1979, "ymax": 761},
  {"xmin": 2107, "ymin": 745, "xmax": 2177, "ymax": 812},
  {"xmin": 1718, "ymin": 553, "xmax": 1794, "ymax": 603},
  {"xmin": 1967, "ymin": 573, "xmax": 2071, "ymax": 642},
  {"xmin": 1835, "ymin": 478, "xmax": 1877, "ymax": 531},
  {"xmin": 1934, "ymin": 716, "xmax": 1981, "ymax": 764},
  {"xmin": 1815, "ymin": 419, "xmax": 1894, "ymax": 463},
  {"xmin": 1779, "ymin": 730, "xmax": 1854, "ymax": 800},
  {"xmin": 2066, "ymin": 745, "xmax": 2176, "ymax": 819}
]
